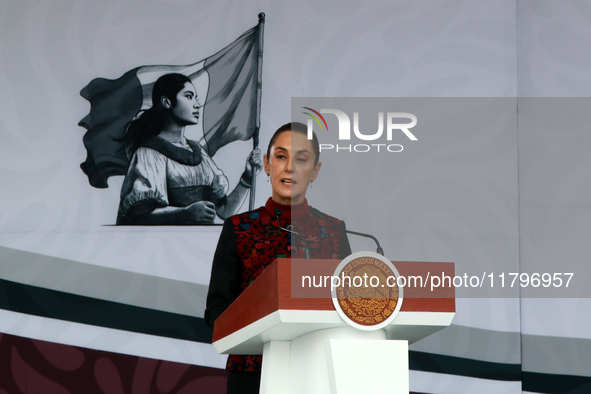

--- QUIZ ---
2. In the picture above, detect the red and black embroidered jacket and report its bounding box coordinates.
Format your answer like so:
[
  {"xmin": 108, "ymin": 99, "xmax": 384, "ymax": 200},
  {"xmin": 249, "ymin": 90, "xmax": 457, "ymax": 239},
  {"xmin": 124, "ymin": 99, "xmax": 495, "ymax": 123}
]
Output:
[{"xmin": 205, "ymin": 198, "xmax": 351, "ymax": 372}]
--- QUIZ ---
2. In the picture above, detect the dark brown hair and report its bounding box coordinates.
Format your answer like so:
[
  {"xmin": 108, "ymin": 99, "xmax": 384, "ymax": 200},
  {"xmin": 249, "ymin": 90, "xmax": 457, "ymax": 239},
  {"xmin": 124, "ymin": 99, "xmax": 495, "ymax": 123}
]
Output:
[{"xmin": 123, "ymin": 73, "xmax": 192, "ymax": 156}]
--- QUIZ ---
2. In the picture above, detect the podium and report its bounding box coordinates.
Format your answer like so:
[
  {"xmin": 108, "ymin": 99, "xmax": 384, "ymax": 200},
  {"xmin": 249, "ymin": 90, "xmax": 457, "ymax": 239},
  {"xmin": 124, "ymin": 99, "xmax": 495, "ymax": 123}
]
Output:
[{"xmin": 212, "ymin": 257, "xmax": 455, "ymax": 393}]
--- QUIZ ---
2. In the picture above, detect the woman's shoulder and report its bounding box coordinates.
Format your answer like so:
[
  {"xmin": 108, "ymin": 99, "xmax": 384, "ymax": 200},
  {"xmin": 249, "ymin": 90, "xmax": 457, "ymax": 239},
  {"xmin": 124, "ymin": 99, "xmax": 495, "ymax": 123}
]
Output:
[
  {"xmin": 309, "ymin": 207, "xmax": 345, "ymax": 227},
  {"xmin": 136, "ymin": 136, "xmax": 204, "ymax": 166},
  {"xmin": 130, "ymin": 146, "xmax": 168, "ymax": 165},
  {"xmin": 228, "ymin": 205, "xmax": 270, "ymax": 227}
]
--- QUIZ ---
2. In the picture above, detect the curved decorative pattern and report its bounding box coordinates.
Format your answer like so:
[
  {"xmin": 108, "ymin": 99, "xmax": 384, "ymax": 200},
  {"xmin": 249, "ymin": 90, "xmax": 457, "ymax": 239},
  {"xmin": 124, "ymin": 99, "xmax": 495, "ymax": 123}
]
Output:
[{"xmin": 0, "ymin": 333, "xmax": 227, "ymax": 394}]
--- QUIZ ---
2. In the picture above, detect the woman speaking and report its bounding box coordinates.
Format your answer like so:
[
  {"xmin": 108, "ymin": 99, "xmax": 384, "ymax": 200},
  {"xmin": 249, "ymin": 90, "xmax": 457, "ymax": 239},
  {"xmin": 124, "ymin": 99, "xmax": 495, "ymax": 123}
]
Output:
[{"xmin": 205, "ymin": 122, "xmax": 351, "ymax": 394}]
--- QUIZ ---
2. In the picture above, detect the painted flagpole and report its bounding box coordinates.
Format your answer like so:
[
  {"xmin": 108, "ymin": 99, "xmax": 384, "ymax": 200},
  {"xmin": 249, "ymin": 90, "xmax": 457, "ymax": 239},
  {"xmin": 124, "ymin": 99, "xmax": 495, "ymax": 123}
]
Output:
[{"xmin": 250, "ymin": 12, "xmax": 265, "ymax": 211}]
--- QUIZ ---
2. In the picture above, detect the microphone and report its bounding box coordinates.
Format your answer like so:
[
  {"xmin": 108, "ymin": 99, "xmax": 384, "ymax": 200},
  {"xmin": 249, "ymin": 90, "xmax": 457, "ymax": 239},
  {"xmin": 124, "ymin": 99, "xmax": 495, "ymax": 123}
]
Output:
[
  {"xmin": 274, "ymin": 207, "xmax": 282, "ymax": 228},
  {"xmin": 309, "ymin": 208, "xmax": 385, "ymax": 256}
]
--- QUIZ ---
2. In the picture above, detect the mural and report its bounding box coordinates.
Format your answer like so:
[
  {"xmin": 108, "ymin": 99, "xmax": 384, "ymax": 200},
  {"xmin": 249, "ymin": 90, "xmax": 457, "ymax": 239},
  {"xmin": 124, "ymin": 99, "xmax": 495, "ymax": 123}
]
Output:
[
  {"xmin": 79, "ymin": 14, "xmax": 265, "ymax": 225},
  {"xmin": 2, "ymin": 2, "xmax": 591, "ymax": 393}
]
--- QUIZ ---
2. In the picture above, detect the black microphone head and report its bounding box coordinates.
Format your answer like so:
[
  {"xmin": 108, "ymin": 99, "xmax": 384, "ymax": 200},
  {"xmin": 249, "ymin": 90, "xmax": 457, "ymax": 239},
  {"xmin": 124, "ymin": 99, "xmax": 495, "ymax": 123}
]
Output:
[
  {"xmin": 286, "ymin": 224, "xmax": 294, "ymax": 231},
  {"xmin": 274, "ymin": 207, "xmax": 282, "ymax": 218}
]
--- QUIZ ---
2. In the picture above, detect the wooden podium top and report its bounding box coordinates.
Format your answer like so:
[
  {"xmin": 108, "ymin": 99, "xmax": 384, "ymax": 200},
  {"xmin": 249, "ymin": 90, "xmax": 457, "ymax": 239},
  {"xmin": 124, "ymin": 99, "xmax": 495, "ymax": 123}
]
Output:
[{"xmin": 213, "ymin": 258, "xmax": 455, "ymax": 354}]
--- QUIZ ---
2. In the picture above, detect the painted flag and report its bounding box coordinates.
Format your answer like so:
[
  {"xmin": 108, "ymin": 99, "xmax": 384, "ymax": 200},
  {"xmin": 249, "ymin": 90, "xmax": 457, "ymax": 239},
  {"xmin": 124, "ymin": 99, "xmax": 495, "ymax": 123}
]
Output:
[{"xmin": 79, "ymin": 16, "xmax": 264, "ymax": 189}]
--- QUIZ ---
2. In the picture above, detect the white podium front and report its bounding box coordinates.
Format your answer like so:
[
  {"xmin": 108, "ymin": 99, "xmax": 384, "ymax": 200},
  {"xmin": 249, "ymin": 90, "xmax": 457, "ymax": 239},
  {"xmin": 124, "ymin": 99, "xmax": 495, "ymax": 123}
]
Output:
[{"xmin": 212, "ymin": 258, "xmax": 455, "ymax": 394}]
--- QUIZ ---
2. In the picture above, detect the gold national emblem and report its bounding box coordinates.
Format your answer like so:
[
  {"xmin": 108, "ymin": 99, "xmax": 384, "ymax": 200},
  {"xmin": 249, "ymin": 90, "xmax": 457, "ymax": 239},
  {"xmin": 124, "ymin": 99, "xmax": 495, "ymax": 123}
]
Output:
[{"xmin": 335, "ymin": 256, "xmax": 400, "ymax": 326}]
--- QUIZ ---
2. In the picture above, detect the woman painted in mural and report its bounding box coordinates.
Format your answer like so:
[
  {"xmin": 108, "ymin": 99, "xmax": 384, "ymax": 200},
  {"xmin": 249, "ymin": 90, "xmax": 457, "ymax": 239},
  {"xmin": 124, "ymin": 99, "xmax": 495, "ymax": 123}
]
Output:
[{"xmin": 116, "ymin": 73, "xmax": 262, "ymax": 225}]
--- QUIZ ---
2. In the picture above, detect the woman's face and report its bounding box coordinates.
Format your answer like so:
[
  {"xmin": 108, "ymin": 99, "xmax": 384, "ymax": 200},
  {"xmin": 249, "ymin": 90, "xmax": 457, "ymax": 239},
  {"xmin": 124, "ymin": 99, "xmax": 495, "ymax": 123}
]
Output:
[
  {"xmin": 171, "ymin": 82, "xmax": 200, "ymax": 125},
  {"xmin": 264, "ymin": 131, "xmax": 321, "ymax": 205}
]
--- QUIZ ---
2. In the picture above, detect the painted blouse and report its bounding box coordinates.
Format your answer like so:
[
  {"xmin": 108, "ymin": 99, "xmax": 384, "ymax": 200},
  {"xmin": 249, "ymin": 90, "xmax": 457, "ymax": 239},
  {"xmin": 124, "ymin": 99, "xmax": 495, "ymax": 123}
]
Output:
[{"xmin": 116, "ymin": 136, "xmax": 229, "ymax": 224}]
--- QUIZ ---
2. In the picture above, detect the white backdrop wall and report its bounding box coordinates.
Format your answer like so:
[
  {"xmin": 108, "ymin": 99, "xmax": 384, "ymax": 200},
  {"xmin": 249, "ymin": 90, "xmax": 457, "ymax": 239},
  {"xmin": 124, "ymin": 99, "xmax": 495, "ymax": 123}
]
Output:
[
  {"xmin": 0, "ymin": 1, "xmax": 589, "ymax": 393},
  {"xmin": 518, "ymin": 2, "xmax": 591, "ymax": 393}
]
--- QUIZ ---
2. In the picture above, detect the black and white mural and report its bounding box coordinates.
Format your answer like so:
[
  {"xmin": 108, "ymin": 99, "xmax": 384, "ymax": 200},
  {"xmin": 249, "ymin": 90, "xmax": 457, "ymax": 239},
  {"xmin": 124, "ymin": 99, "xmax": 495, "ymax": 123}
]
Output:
[{"xmin": 79, "ymin": 16, "xmax": 265, "ymax": 225}]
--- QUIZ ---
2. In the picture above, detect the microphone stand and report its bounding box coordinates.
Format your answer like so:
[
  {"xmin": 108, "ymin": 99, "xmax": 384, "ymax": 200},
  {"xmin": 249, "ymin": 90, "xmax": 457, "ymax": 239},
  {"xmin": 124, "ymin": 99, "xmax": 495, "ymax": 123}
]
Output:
[{"xmin": 309, "ymin": 208, "xmax": 384, "ymax": 256}]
